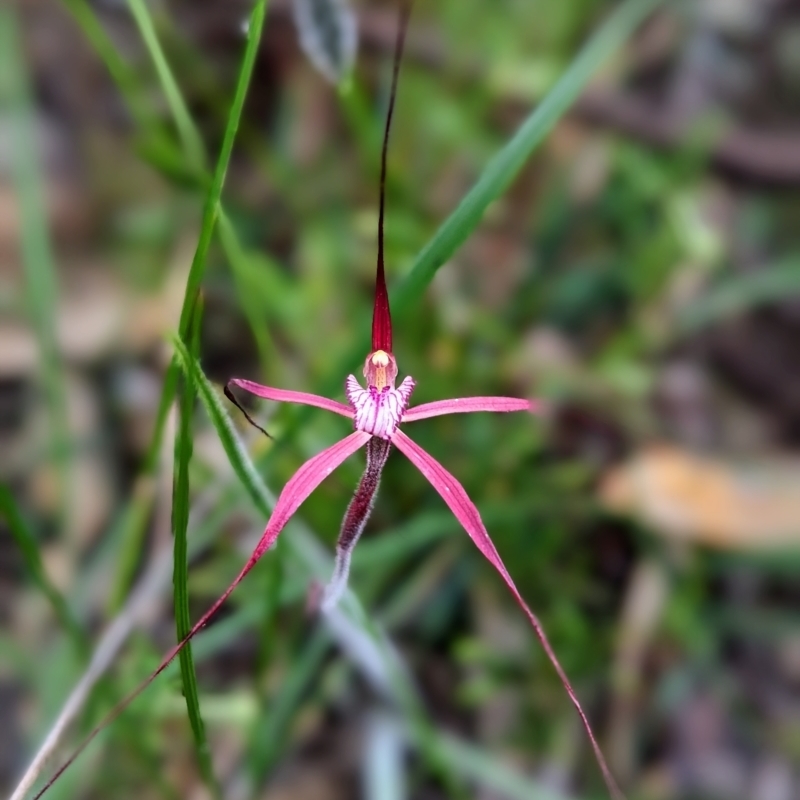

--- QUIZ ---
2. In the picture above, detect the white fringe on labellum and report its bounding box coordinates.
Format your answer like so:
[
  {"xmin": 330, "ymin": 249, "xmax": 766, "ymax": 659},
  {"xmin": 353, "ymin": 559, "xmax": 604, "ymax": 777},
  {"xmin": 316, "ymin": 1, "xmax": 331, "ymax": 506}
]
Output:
[{"xmin": 291, "ymin": 0, "xmax": 358, "ymax": 84}]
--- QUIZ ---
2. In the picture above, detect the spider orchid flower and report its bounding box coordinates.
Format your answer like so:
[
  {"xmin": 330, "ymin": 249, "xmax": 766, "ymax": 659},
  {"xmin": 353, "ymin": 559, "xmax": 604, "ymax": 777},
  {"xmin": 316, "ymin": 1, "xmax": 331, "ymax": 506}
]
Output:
[
  {"xmin": 32, "ymin": 4, "xmax": 622, "ymax": 798},
  {"xmin": 222, "ymin": 271, "xmax": 620, "ymax": 800},
  {"xmin": 225, "ymin": 265, "xmax": 536, "ymax": 613},
  {"xmin": 219, "ymin": 268, "xmax": 623, "ymax": 798}
]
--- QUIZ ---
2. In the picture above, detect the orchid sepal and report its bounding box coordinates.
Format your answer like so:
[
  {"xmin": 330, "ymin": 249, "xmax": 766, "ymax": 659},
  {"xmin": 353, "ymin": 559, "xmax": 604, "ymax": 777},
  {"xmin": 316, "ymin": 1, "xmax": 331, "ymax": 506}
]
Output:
[
  {"xmin": 229, "ymin": 378, "xmax": 354, "ymax": 418},
  {"xmin": 389, "ymin": 428, "xmax": 624, "ymax": 800},
  {"xmin": 402, "ymin": 395, "xmax": 537, "ymax": 423},
  {"xmin": 28, "ymin": 428, "xmax": 371, "ymax": 800}
]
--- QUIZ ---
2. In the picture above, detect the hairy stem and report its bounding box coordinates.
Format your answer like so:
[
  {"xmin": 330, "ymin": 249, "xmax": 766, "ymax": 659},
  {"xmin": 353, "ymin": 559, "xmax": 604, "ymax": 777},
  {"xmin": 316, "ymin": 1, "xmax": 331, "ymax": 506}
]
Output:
[{"xmin": 322, "ymin": 437, "xmax": 391, "ymax": 610}]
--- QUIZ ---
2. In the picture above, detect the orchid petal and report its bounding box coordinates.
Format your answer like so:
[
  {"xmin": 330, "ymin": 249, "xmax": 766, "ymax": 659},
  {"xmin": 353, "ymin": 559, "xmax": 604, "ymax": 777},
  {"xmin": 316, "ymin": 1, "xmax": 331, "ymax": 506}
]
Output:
[
  {"xmin": 229, "ymin": 378, "xmax": 353, "ymax": 418},
  {"xmin": 402, "ymin": 396, "xmax": 537, "ymax": 423},
  {"xmin": 391, "ymin": 429, "xmax": 623, "ymax": 800},
  {"xmin": 250, "ymin": 429, "xmax": 372, "ymax": 559},
  {"xmin": 36, "ymin": 431, "xmax": 371, "ymax": 792},
  {"xmin": 165, "ymin": 429, "xmax": 371, "ymax": 640}
]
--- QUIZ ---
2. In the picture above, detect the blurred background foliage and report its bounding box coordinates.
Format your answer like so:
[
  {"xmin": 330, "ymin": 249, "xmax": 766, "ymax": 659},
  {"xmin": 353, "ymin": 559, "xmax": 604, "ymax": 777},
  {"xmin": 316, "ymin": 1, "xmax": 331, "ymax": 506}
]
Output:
[{"xmin": 2, "ymin": 0, "xmax": 800, "ymax": 799}]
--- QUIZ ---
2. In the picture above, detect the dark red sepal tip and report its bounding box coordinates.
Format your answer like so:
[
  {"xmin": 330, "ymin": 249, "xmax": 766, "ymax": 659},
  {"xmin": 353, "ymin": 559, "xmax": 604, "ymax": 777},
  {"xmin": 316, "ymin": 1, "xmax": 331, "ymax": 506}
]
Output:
[
  {"xmin": 371, "ymin": 0, "xmax": 412, "ymax": 354},
  {"xmin": 372, "ymin": 261, "xmax": 393, "ymax": 352}
]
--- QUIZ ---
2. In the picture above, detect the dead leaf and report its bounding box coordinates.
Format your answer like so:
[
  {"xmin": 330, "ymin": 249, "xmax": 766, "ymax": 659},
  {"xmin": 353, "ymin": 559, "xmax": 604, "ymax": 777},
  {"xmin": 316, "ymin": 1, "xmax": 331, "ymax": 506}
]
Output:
[{"xmin": 600, "ymin": 444, "xmax": 800, "ymax": 549}]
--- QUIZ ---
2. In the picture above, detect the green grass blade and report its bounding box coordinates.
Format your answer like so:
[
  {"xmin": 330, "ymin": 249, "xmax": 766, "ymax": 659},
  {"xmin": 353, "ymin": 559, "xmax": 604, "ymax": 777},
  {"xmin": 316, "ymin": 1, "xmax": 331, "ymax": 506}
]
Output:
[
  {"xmin": 122, "ymin": 0, "xmax": 267, "ymax": 786},
  {"xmin": 62, "ymin": 0, "xmax": 158, "ymax": 131},
  {"xmin": 426, "ymin": 730, "xmax": 577, "ymax": 800},
  {"xmin": 0, "ymin": 486, "xmax": 85, "ymax": 650},
  {"xmin": 123, "ymin": 0, "xmax": 270, "ymax": 339},
  {"xmin": 0, "ymin": 8, "xmax": 70, "ymax": 514},
  {"xmin": 171, "ymin": 336, "xmax": 273, "ymax": 518},
  {"xmin": 171, "ymin": 299, "xmax": 219, "ymax": 795},
  {"xmin": 218, "ymin": 209, "xmax": 281, "ymax": 373},
  {"xmin": 175, "ymin": 0, "xmax": 269, "ymax": 339},
  {"xmin": 678, "ymin": 257, "xmax": 800, "ymax": 333},
  {"xmin": 247, "ymin": 629, "xmax": 330, "ymax": 787},
  {"xmin": 125, "ymin": 0, "xmax": 207, "ymax": 172},
  {"xmin": 392, "ymin": 0, "xmax": 663, "ymax": 320}
]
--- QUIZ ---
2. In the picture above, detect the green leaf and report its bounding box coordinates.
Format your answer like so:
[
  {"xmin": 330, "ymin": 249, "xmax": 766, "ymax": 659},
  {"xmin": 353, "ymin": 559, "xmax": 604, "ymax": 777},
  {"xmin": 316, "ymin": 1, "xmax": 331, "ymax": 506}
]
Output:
[
  {"xmin": 126, "ymin": 0, "xmax": 207, "ymax": 173},
  {"xmin": 171, "ymin": 336, "xmax": 273, "ymax": 519},
  {"xmin": 171, "ymin": 297, "xmax": 219, "ymax": 794},
  {"xmin": 119, "ymin": 0, "xmax": 270, "ymax": 789},
  {"xmin": 426, "ymin": 730, "xmax": 582, "ymax": 800},
  {"xmin": 678, "ymin": 257, "xmax": 800, "ymax": 333},
  {"xmin": 0, "ymin": 486, "xmax": 85, "ymax": 651},
  {"xmin": 123, "ymin": 0, "xmax": 271, "ymax": 341},
  {"xmin": 0, "ymin": 8, "xmax": 70, "ymax": 517},
  {"xmin": 392, "ymin": 0, "xmax": 662, "ymax": 320}
]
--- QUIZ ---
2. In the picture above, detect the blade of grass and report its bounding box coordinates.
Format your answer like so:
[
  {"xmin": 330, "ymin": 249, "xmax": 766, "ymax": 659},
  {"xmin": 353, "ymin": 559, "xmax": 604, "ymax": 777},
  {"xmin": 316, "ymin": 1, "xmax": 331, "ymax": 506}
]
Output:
[
  {"xmin": 0, "ymin": 487, "xmax": 85, "ymax": 651},
  {"xmin": 218, "ymin": 208, "xmax": 281, "ymax": 374},
  {"xmin": 128, "ymin": 0, "xmax": 267, "ymax": 785},
  {"xmin": 677, "ymin": 257, "xmax": 800, "ymax": 333},
  {"xmin": 0, "ymin": 7, "xmax": 70, "ymax": 519},
  {"xmin": 125, "ymin": 0, "xmax": 206, "ymax": 173},
  {"xmin": 423, "ymin": 729, "xmax": 576, "ymax": 800},
  {"xmin": 246, "ymin": 628, "xmax": 330, "ymax": 789},
  {"xmin": 392, "ymin": 0, "xmax": 662, "ymax": 318},
  {"xmin": 110, "ymin": 0, "xmax": 268, "ymax": 595},
  {"xmin": 62, "ymin": 0, "xmax": 159, "ymax": 131},
  {"xmin": 171, "ymin": 297, "xmax": 220, "ymax": 795}
]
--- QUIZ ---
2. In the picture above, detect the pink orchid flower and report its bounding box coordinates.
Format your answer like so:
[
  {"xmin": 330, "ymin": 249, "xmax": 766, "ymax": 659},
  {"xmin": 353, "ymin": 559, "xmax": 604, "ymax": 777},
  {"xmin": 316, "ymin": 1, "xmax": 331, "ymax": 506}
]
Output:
[
  {"xmin": 34, "ymin": 4, "xmax": 622, "ymax": 799},
  {"xmin": 225, "ymin": 272, "xmax": 534, "ymax": 614}
]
